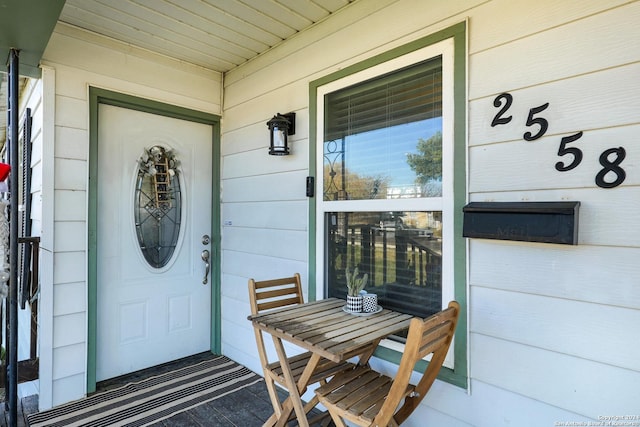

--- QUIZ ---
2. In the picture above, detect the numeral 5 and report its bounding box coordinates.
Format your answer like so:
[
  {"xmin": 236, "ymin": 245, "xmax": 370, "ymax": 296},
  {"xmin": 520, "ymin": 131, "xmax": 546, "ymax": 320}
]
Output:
[
  {"xmin": 524, "ymin": 103, "xmax": 549, "ymax": 141},
  {"xmin": 555, "ymin": 132, "xmax": 583, "ymax": 172}
]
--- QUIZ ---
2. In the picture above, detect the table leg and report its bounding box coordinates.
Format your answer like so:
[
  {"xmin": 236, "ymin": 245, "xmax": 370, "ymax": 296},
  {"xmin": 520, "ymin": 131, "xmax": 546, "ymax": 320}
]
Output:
[{"xmin": 356, "ymin": 339, "xmax": 382, "ymax": 366}]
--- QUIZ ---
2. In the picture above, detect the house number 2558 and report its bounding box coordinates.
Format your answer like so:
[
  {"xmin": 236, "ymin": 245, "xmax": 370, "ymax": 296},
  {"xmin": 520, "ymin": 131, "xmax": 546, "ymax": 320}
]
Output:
[{"xmin": 491, "ymin": 92, "xmax": 626, "ymax": 189}]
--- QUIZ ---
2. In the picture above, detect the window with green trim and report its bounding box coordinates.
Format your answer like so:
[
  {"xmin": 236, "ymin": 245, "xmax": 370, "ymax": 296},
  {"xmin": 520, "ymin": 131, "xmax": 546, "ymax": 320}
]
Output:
[{"xmin": 314, "ymin": 35, "xmax": 462, "ymax": 372}]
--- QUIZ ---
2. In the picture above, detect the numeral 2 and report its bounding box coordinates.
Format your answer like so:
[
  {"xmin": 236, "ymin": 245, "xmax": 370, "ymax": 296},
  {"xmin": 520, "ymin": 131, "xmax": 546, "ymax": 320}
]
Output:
[{"xmin": 491, "ymin": 93, "xmax": 513, "ymax": 127}]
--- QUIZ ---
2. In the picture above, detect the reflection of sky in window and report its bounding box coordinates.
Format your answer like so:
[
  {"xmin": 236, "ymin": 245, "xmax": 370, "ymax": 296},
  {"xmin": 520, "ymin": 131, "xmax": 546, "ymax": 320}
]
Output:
[{"xmin": 343, "ymin": 116, "xmax": 442, "ymax": 188}]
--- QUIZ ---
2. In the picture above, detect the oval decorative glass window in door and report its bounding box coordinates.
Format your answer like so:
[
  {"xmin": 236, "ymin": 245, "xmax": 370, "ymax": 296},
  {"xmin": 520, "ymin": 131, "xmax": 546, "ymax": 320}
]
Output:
[{"xmin": 134, "ymin": 145, "xmax": 182, "ymax": 268}]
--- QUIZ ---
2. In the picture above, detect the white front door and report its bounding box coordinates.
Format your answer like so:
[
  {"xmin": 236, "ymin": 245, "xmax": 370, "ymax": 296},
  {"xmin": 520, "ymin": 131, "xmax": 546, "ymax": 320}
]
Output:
[{"xmin": 96, "ymin": 104, "xmax": 213, "ymax": 381}]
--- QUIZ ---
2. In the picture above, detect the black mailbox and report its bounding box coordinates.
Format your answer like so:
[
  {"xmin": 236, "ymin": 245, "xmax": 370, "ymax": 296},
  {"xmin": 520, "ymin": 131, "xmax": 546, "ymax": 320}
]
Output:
[{"xmin": 462, "ymin": 201, "xmax": 580, "ymax": 245}]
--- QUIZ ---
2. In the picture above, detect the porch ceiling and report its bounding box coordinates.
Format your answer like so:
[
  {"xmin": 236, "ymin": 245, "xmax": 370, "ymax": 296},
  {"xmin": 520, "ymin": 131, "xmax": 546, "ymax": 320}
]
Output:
[
  {"xmin": 57, "ymin": 0, "xmax": 355, "ymax": 73},
  {"xmin": 1, "ymin": 0, "xmax": 355, "ymax": 149}
]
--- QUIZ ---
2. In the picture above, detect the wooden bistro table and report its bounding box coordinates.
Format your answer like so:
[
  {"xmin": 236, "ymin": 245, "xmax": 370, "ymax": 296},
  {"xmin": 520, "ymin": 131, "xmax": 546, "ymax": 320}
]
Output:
[{"xmin": 248, "ymin": 297, "xmax": 413, "ymax": 427}]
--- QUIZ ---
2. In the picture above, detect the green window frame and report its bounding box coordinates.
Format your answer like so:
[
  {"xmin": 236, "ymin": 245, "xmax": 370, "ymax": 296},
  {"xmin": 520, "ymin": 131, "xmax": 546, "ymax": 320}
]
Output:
[{"xmin": 308, "ymin": 22, "xmax": 467, "ymax": 388}]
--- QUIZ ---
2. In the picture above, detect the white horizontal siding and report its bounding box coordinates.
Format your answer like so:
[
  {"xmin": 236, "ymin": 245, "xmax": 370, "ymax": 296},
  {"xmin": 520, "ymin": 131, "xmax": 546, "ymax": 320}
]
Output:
[
  {"xmin": 221, "ymin": 121, "xmax": 266, "ymax": 156},
  {"xmin": 220, "ymin": 314, "xmax": 255, "ymax": 370},
  {"xmin": 471, "ymin": 286, "xmax": 640, "ymax": 371},
  {"xmin": 30, "ymin": 156, "xmax": 43, "ymax": 201},
  {"xmin": 223, "ymin": 170, "xmax": 310, "ymax": 202},
  {"xmin": 220, "ymin": 293, "xmax": 252, "ymax": 335},
  {"xmin": 55, "ymin": 127, "xmax": 88, "ymax": 160},
  {"xmin": 52, "ymin": 252, "xmax": 86, "ymax": 284},
  {"xmin": 30, "ymin": 216, "xmax": 42, "ymax": 238},
  {"xmin": 469, "ymin": 240, "xmax": 640, "ymax": 309},
  {"xmin": 52, "ymin": 313, "xmax": 85, "ymax": 348},
  {"xmin": 222, "ymin": 200, "xmax": 308, "ymax": 231},
  {"xmin": 51, "ymin": 344, "xmax": 85, "ymax": 381},
  {"xmin": 27, "ymin": 92, "xmax": 44, "ymax": 211},
  {"xmin": 471, "ymin": 333, "xmax": 639, "ymax": 417},
  {"xmin": 369, "ymin": 358, "xmax": 595, "ymax": 427},
  {"xmin": 53, "ymin": 282, "xmax": 86, "ymax": 317},
  {"xmin": 220, "ymin": 273, "xmax": 252, "ymax": 302},
  {"xmin": 468, "ymin": 0, "xmax": 631, "ymax": 54},
  {"xmin": 54, "ymin": 190, "xmax": 86, "ymax": 221},
  {"xmin": 222, "ymin": 227, "xmax": 308, "ymax": 261},
  {"xmin": 51, "ymin": 373, "xmax": 84, "ymax": 407},
  {"xmin": 52, "ymin": 222, "xmax": 85, "ymax": 253},
  {"xmin": 30, "ymin": 163, "xmax": 42, "ymax": 204},
  {"xmin": 54, "ymin": 158, "xmax": 87, "ymax": 191},
  {"xmin": 222, "ymin": 251, "xmax": 307, "ymax": 285},
  {"xmin": 469, "ymin": 2, "xmax": 640, "ymax": 99},
  {"xmin": 223, "ymin": 81, "xmax": 308, "ymax": 140},
  {"xmin": 223, "ymin": 139, "xmax": 309, "ymax": 179}
]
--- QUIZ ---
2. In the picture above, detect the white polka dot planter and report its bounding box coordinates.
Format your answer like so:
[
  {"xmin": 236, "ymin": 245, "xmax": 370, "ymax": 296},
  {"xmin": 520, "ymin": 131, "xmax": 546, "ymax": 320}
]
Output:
[{"xmin": 362, "ymin": 293, "xmax": 378, "ymax": 313}]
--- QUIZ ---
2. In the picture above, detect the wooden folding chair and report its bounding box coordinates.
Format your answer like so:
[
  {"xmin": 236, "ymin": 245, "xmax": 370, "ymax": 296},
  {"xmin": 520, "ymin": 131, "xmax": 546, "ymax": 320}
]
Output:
[
  {"xmin": 249, "ymin": 273, "xmax": 354, "ymax": 425},
  {"xmin": 315, "ymin": 300, "xmax": 460, "ymax": 427}
]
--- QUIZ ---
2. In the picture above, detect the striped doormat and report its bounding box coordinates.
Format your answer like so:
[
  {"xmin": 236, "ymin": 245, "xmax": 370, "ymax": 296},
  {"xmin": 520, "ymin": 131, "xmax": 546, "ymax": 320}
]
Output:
[{"xmin": 27, "ymin": 355, "xmax": 263, "ymax": 427}]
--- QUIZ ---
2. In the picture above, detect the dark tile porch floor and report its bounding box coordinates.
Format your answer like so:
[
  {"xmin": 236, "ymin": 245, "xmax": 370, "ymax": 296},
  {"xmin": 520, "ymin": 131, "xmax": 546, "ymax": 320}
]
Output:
[{"xmin": 2, "ymin": 352, "xmax": 333, "ymax": 427}]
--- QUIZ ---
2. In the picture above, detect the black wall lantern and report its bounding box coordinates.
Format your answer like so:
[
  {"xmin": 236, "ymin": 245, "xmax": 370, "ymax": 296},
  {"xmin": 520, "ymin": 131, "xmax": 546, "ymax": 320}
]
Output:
[{"xmin": 267, "ymin": 112, "xmax": 296, "ymax": 155}]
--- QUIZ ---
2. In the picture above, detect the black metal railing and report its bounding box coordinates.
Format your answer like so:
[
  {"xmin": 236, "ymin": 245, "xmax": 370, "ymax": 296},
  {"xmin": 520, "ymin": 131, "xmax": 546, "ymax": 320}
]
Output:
[
  {"xmin": 1, "ymin": 236, "xmax": 40, "ymax": 391},
  {"xmin": 328, "ymin": 223, "xmax": 442, "ymax": 319}
]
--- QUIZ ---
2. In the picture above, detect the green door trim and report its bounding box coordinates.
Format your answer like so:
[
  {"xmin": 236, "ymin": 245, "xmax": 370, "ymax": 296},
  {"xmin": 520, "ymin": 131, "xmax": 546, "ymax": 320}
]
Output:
[{"xmin": 87, "ymin": 87, "xmax": 222, "ymax": 393}]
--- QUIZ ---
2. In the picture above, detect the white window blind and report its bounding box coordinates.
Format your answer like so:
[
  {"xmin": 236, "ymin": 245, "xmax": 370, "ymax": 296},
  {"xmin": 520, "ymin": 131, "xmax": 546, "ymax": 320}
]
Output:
[{"xmin": 322, "ymin": 56, "xmax": 443, "ymax": 201}]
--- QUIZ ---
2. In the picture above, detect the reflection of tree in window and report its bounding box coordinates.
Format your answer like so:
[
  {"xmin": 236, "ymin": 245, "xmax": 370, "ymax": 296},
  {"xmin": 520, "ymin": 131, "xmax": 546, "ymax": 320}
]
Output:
[
  {"xmin": 406, "ymin": 131, "xmax": 442, "ymax": 197},
  {"xmin": 323, "ymin": 163, "xmax": 390, "ymax": 201}
]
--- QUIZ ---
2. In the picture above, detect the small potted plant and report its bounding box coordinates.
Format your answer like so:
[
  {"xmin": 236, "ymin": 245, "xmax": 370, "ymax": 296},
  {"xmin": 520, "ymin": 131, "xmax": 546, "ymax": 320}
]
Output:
[{"xmin": 345, "ymin": 266, "xmax": 368, "ymax": 313}]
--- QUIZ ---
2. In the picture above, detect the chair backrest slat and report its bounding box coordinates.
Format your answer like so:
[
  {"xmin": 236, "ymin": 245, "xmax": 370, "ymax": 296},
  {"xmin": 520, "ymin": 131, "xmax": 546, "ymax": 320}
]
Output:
[
  {"xmin": 418, "ymin": 330, "xmax": 449, "ymax": 360},
  {"xmin": 254, "ymin": 277, "xmax": 299, "ymax": 289},
  {"xmin": 417, "ymin": 311, "xmax": 456, "ymax": 359},
  {"xmin": 256, "ymin": 296, "xmax": 303, "ymax": 312},
  {"xmin": 256, "ymin": 286, "xmax": 301, "ymax": 301}
]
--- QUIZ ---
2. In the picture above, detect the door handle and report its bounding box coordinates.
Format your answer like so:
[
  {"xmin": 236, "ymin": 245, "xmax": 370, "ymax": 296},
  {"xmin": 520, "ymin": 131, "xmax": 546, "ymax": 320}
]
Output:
[{"xmin": 201, "ymin": 249, "xmax": 210, "ymax": 285}]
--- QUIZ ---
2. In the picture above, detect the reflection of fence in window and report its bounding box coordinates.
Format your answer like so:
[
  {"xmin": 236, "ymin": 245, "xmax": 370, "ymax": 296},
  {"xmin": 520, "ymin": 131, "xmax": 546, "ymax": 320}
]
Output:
[
  {"xmin": 328, "ymin": 221, "xmax": 442, "ymax": 319},
  {"xmin": 407, "ymin": 235, "xmax": 442, "ymax": 288}
]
